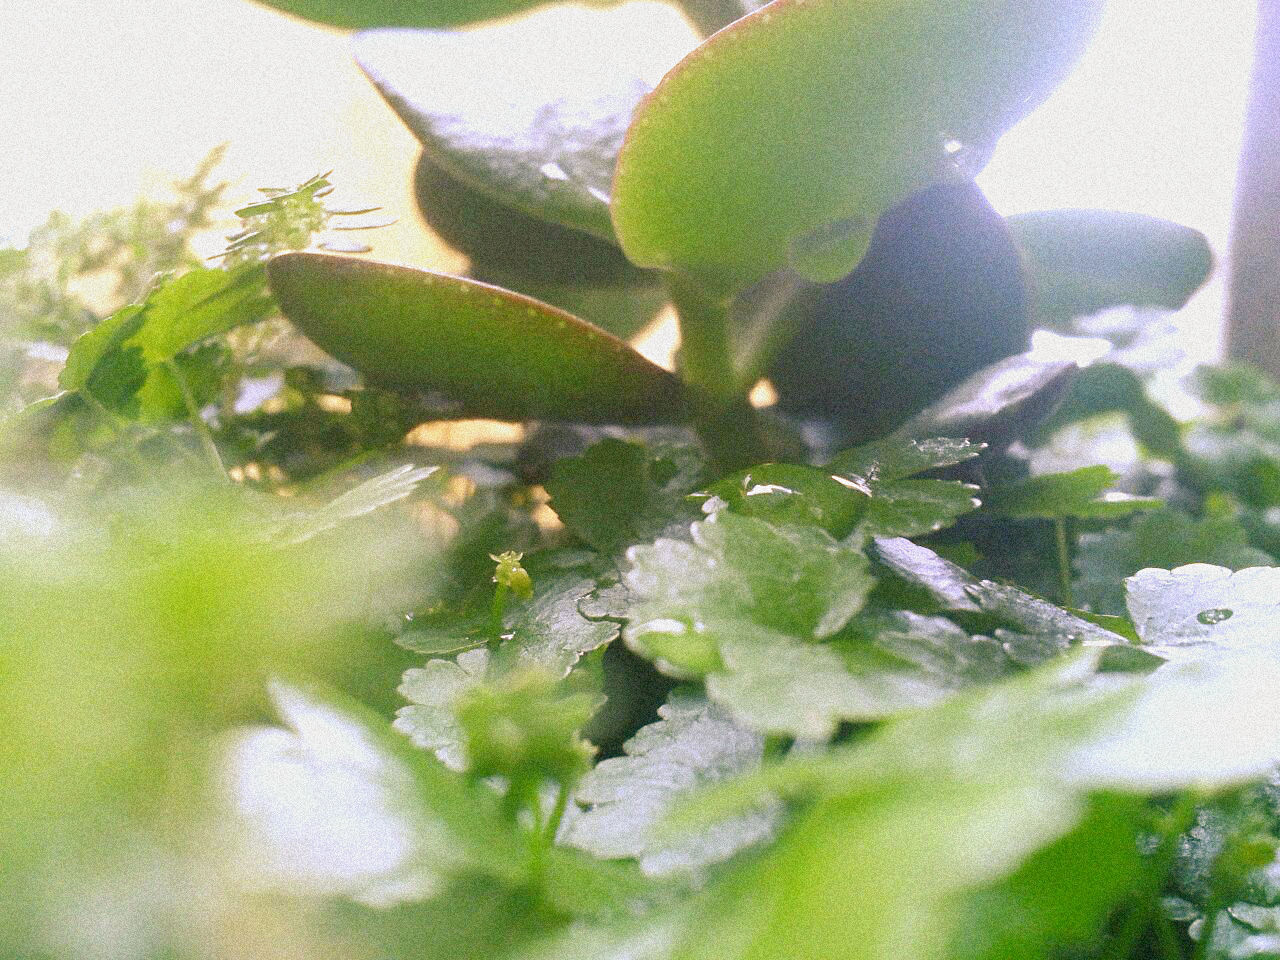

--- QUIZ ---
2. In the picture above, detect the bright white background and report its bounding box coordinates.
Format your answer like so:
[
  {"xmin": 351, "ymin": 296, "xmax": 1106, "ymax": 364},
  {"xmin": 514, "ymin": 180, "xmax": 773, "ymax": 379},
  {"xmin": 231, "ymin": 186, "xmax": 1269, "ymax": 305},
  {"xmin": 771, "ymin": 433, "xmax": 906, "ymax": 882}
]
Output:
[{"xmin": 0, "ymin": 0, "xmax": 1261, "ymax": 349}]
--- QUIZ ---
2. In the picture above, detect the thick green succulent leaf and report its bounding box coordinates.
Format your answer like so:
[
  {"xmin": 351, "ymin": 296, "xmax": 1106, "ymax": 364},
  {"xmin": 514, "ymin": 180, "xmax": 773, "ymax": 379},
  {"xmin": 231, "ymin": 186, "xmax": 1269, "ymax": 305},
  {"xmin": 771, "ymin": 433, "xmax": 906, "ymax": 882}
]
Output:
[
  {"xmin": 894, "ymin": 353, "xmax": 1078, "ymax": 450},
  {"xmin": 611, "ymin": 0, "xmax": 1104, "ymax": 288},
  {"xmin": 267, "ymin": 253, "xmax": 689, "ymax": 423},
  {"xmin": 413, "ymin": 155, "xmax": 654, "ymax": 292},
  {"xmin": 250, "ymin": 0, "xmax": 566, "ymax": 30},
  {"xmin": 982, "ymin": 465, "xmax": 1162, "ymax": 521},
  {"xmin": 356, "ymin": 4, "xmax": 698, "ymax": 241},
  {"xmin": 766, "ymin": 182, "xmax": 1031, "ymax": 439},
  {"xmin": 1007, "ymin": 210, "xmax": 1214, "ymax": 326},
  {"xmin": 562, "ymin": 693, "xmax": 777, "ymax": 875}
]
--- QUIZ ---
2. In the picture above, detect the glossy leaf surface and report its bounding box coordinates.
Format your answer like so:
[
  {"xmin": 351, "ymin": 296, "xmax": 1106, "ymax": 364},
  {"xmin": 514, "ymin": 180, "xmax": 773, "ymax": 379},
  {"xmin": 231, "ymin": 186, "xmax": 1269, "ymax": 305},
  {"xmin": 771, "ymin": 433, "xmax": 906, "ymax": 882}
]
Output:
[
  {"xmin": 356, "ymin": 4, "xmax": 697, "ymax": 241},
  {"xmin": 895, "ymin": 353, "xmax": 1078, "ymax": 450},
  {"xmin": 612, "ymin": 0, "xmax": 1104, "ymax": 287},
  {"xmin": 267, "ymin": 253, "xmax": 688, "ymax": 423},
  {"xmin": 1008, "ymin": 210, "xmax": 1214, "ymax": 325}
]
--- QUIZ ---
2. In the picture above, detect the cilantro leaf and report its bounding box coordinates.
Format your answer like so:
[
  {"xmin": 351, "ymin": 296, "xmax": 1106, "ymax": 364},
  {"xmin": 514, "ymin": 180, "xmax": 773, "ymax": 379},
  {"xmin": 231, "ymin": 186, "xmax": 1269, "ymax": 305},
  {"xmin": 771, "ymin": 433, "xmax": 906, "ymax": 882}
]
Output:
[
  {"xmin": 828, "ymin": 435, "xmax": 983, "ymax": 537},
  {"xmin": 982, "ymin": 465, "xmax": 1162, "ymax": 521},
  {"xmin": 546, "ymin": 438, "xmax": 703, "ymax": 554},
  {"xmin": 563, "ymin": 693, "xmax": 777, "ymax": 876},
  {"xmin": 223, "ymin": 679, "xmax": 523, "ymax": 906},
  {"xmin": 623, "ymin": 512, "xmax": 875, "ymax": 675},
  {"xmin": 1076, "ymin": 509, "xmax": 1274, "ymax": 615}
]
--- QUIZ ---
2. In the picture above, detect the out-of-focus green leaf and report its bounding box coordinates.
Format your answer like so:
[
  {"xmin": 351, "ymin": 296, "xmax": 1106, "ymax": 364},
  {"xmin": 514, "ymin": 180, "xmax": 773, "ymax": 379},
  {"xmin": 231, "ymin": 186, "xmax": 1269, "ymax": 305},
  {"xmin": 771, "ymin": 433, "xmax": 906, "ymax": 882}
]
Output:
[
  {"xmin": 983, "ymin": 465, "xmax": 1162, "ymax": 521},
  {"xmin": 267, "ymin": 253, "xmax": 689, "ymax": 423},
  {"xmin": 1125, "ymin": 563, "xmax": 1280, "ymax": 662},
  {"xmin": 546, "ymin": 438, "xmax": 704, "ymax": 553},
  {"xmin": 457, "ymin": 669, "xmax": 600, "ymax": 798},
  {"xmin": 766, "ymin": 182, "xmax": 1030, "ymax": 439},
  {"xmin": 1007, "ymin": 209, "xmax": 1214, "ymax": 325},
  {"xmin": 413, "ymin": 155, "xmax": 654, "ymax": 292},
  {"xmin": 563, "ymin": 693, "xmax": 776, "ymax": 875},
  {"xmin": 251, "ymin": 0, "xmax": 571, "ymax": 30},
  {"xmin": 611, "ymin": 0, "xmax": 1103, "ymax": 287},
  {"xmin": 356, "ymin": 4, "xmax": 697, "ymax": 241},
  {"xmin": 273, "ymin": 464, "xmax": 440, "ymax": 544},
  {"xmin": 895, "ymin": 353, "xmax": 1078, "ymax": 451},
  {"xmin": 1075, "ymin": 510, "xmax": 1274, "ymax": 615},
  {"xmin": 222, "ymin": 678, "xmax": 518, "ymax": 906},
  {"xmin": 1032, "ymin": 362, "xmax": 1184, "ymax": 461}
]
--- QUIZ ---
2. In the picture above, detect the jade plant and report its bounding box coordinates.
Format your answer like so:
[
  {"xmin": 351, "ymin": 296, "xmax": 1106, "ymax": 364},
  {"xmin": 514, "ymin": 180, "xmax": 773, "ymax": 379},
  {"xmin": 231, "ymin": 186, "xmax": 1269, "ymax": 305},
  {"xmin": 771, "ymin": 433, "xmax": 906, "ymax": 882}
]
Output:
[{"xmin": 10, "ymin": 1, "xmax": 1280, "ymax": 959}]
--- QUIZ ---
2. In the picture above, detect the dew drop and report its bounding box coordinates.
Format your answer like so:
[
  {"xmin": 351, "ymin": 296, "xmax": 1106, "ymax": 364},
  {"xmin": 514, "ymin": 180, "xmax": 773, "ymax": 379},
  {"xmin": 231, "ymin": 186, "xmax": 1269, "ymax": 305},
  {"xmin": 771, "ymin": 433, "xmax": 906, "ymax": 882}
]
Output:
[{"xmin": 1197, "ymin": 608, "xmax": 1234, "ymax": 625}]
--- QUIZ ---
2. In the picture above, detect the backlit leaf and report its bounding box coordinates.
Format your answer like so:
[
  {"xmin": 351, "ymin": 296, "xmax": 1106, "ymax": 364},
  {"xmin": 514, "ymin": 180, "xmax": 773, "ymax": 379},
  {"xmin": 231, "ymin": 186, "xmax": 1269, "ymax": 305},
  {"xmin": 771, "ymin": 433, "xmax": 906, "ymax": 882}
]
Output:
[
  {"xmin": 267, "ymin": 252, "xmax": 689, "ymax": 423},
  {"xmin": 612, "ymin": 0, "xmax": 1104, "ymax": 287}
]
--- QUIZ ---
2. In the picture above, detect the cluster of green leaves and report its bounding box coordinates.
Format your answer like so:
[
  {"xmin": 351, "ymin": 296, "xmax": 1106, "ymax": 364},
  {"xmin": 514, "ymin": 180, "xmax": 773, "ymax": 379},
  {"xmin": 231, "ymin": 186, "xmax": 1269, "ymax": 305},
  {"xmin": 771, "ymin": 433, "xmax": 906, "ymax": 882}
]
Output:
[{"xmin": 7, "ymin": 1, "xmax": 1280, "ymax": 959}]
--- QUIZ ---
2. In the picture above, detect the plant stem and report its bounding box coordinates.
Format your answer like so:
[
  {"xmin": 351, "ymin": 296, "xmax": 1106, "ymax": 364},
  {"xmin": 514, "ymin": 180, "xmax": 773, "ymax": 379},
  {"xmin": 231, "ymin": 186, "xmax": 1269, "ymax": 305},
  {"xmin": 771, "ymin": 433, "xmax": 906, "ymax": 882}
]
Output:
[
  {"xmin": 489, "ymin": 582, "xmax": 510, "ymax": 641},
  {"xmin": 667, "ymin": 273, "xmax": 768, "ymax": 472},
  {"xmin": 1054, "ymin": 517, "xmax": 1075, "ymax": 608},
  {"xmin": 165, "ymin": 358, "xmax": 227, "ymax": 479},
  {"xmin": 544, "ymin": 782, "xmax": 569, "ymax": 846}
]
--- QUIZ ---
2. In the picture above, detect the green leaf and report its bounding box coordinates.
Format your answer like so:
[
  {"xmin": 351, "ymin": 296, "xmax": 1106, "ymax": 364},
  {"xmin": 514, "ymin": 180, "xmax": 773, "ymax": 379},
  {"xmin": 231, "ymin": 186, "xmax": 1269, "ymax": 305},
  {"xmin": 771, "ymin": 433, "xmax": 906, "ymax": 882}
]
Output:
[
  {"xmin": 828, "ymin": 435, "xmax": 985, "ymax": 481},
  {"xmin": 1126, "ymin": 563, "xmax": 1280, "ymax": 662},
  {"xmin": 413, "ymin": 154, "xmax": 654, "ymax": 292},
  {"xmin": 397, "ymin": 558, "xmax": 619, "ymax": 766},
  {"xmin": 396, "ymin": 649, "xmax": 490, "ymax": 770},
  {"xmin": 704, "ymin": 613, "xmax": 1020, "ymax": 738},
  {"xmin": 872, "ymin": 537, "xmax": 1124, "ymax": 646},
  {"xmin": 272, "ymin": 464, "xmax": 440, "ymax": 544},
  {"xmin": 1031, "ymin": 362, "xmax": 1184, "ymax": 461},
  {"xmin": 266, "ymin": 252, "xmax": 689, "ymax": 424},
  {"xmin": 223, "ymin": 678, "xmax": 524, "ymax": 906},
  {"xmin": 546, "ymin": 439, "xmax": 704, "ymax": 554},
  {"xmin": 250, "ymin": 0, "xmax": 562, "ymax": 30},
  {"xmin": 695, "ymin": 463, "xmax": 870, "ymax": 537},
  {"xmin": 125, "ymin": 265, "xmax": 273, "ymax": 364},
  {"xmin": 58, "ymin": 306, "xmax": 145, "ymax": 392},
  {"xmin": 563, "ymin": 693, "xmax": 776, "ymax": 875},
  {"xmin": 356, "ymin": 4, "xmax": 697, "ymax": 241},
  {"xmin": 611, "ymin": 0, "xmax": 1104, "ymax": 288},
  {"xmin": 894, "ymin": 353, "xmax": 1078, "ymax": 450},
  {"xmin": 623, "ymin": 512, "xmax": 875, "ymax": 675},
  {"xmin": 766, "ymin": 182, "xmax": 1031, "ymax": 438},
  {"xmin": 457, "ymin": 669, "xmax": 600, "ymax": 797},
  {"xmin": 1007, "ymin": 209, "xmax": 1214, "ymax": 325},
  {"xmin": 827, "ymin": 436, "xmax": 984, "ymax": 537},
  {"xmin": 982, "ymin": 465, "xmax": 1162, "ymax": 521},
  {"xmin": 1075, "ymin": 510, "xmax": 1274, "ymax": 616}
]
